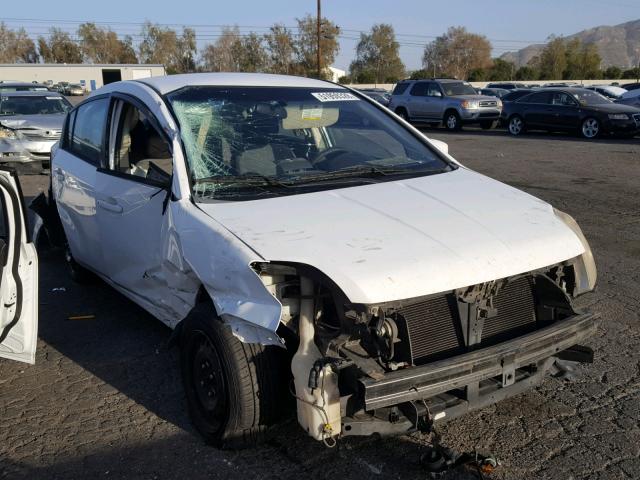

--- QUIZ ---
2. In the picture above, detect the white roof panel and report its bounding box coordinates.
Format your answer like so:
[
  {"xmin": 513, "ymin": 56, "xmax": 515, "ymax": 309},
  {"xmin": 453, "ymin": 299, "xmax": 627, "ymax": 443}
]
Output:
[{"xmin": 136, "ymin": 72, "xmax": 341, "ymax": 94}]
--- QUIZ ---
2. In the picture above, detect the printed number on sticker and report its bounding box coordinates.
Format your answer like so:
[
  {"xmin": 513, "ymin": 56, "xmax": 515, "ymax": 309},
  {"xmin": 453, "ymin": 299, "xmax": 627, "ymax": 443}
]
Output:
[{"xmin": 311, "ymin": 92, "xmax": 359, "ymax": 102}]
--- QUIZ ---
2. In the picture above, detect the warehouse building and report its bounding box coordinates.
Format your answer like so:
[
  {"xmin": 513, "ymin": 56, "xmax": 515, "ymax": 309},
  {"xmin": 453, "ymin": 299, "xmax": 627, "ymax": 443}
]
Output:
[{"xmin": 0, "ymin": 64, "xmax": 166, "ymax": 91}]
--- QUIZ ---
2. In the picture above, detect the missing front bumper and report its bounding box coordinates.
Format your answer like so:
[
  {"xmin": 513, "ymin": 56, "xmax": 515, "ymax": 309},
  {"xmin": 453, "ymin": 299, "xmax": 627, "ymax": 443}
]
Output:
[{"xmin": 360, "ymin": 312, "xmax": 598, "ymax": 411}]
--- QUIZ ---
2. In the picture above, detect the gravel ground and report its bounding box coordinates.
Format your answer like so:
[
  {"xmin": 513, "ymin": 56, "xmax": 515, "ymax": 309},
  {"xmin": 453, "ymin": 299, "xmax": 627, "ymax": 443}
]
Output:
[{"xmin": 1, "ymin": 127, "xmax": 639, "ymax": 480}]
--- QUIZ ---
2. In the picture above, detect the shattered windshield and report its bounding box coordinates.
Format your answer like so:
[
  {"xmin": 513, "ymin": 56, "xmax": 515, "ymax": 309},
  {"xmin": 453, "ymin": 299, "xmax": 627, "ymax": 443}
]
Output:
[{"xmin": 166, "ymin": 86, "xmax": 452, "ymax": 200}]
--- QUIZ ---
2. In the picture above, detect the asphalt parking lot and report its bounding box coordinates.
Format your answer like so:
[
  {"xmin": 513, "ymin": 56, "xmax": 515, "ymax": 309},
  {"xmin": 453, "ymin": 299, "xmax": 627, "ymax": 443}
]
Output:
[{"xmin": 1, "ymin": 128, "xmax": 639, "ymax": 480}]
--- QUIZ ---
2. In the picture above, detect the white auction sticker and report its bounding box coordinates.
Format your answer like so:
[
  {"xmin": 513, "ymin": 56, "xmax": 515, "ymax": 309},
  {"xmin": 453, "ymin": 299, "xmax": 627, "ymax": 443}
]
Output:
[
  {"xmin": 302, "ymin": 107, "xmax": 323, "ymax": 120},
  {"xmin": 311, "ymin": 92, "xmax": 360, "ymax": 102}
]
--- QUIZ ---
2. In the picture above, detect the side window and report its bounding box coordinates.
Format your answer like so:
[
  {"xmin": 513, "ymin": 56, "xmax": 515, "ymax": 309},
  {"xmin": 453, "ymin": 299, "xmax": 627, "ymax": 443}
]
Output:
[
  {"xmin": 427, "ymin": 83, "xmax": 442, "ymax": 97},
  {"xmin": 409, "ymin": 82, "xmax": 428, "ymax": 96},
  {"xmin": 69, "ymin": 98, "xmax": 110, "ymax": 165},
  {"xmin": 392, "ymin": 83, "xmax": 409, "ymax": 95},
  {"xmin": 523, "ymin": 92, "xmax": 552, "ymax": 104},
  {"xmin": 552, "ymin": 93, "xmax": 577, "ymax": 106},
  {"xmin": 63, "ymin": 110, "xmax": 76, "ymax": 149},
  {"xmin": 112, "ymin": 102, "xmax": 173, "ymax": 185}
]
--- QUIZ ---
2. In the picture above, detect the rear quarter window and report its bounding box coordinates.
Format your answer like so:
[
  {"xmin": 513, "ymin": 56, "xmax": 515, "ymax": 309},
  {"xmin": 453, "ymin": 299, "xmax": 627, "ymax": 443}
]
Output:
[{"xmin": 392, "ymin": 83, "xmax": 410, "ymax": 95}]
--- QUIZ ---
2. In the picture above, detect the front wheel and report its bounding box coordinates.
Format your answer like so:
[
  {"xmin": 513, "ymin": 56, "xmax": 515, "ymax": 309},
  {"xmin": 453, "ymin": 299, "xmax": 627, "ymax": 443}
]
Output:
[
  {"xmin": 508, "ymin": 115, "xmax": 525, "ymax": 136},
  {"xmin": 180, "ymin": 305, "xmax": 287, "ymax": 448},
  {"xmin": 444, "ymin": 112, "xmax": 462, "ymax": 131},
  {"xmin": 395, "ymin": 108, "xmax": 409, "ymax": 122},
  {"xmin": 581, "ymin": 117, "xmax": 600, "ymax": 139},
  {"xmin": 65, "ymin": 247, "xmax": 94, "ymax": 284}
]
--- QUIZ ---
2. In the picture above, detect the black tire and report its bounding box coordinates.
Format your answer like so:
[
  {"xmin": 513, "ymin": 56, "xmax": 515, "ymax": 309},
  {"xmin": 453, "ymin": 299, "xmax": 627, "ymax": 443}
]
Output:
[
  {"xmin": 180, "ymin": 304, "xmax": 287, "ymax": 448},
  {"xmin": 444, "ymin": 111, "xmax": 462, "ymax": 131},
  {"xmin": 395, "ymin": 108, "xmax": 410, "ymax": 122},
  {"xmin": 480, "ymin": 120, "xmax": 494, "ymax": 130},
  {"xmin": 508, "ymin": 115, "xmax": 525, "ymax": 136},
  {"xmin": 65, "ymin": 247, "xmax": 94, "ymax": 284}
]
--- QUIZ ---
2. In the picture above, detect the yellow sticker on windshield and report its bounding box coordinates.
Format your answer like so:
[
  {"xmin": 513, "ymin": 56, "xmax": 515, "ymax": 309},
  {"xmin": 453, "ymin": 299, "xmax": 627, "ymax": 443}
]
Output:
[{"xmin": 302, "ymin": 107, "xmax": 323, "ymax": 120}]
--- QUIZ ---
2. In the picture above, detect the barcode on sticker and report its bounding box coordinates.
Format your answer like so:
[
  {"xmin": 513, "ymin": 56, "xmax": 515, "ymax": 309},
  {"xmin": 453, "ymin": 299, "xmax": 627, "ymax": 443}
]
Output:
[{"xmin": 311, "ymin": 92, "xmax": 359, "ymax": 102}]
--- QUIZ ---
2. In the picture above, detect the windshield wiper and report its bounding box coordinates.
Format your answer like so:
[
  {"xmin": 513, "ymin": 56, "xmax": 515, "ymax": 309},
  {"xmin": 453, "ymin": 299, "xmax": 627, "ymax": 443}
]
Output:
[
  {"xmin": 289, "ymin": 163, "xmax": 446, "ymax": 185},
  {"xmin": 193, "ymin": 174, "xmax": 292, "ymax": 189}
]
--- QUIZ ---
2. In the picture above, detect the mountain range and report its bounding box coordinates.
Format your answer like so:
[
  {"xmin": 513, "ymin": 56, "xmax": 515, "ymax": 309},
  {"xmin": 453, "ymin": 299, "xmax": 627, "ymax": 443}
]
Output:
[{"xmin": 501, "ymin": 19, "xmax": 640, "ymax": 68}]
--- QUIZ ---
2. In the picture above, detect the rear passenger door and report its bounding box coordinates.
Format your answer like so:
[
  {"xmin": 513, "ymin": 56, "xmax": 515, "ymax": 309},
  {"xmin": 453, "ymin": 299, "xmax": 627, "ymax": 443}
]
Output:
[
  {"xmin": 53, "ymin": 96, "xmax": 110, "ymax": 273},
  {"xmin": 520, "ymin": 92, "xmax": 552, "ymax": 127},
  {"xmin": 406, "ymin": 82, "xmax": 429, "ymax": 118},
  {"xmin": 93, "ymin": 95, "xmax": 175, "ymax": 314}
]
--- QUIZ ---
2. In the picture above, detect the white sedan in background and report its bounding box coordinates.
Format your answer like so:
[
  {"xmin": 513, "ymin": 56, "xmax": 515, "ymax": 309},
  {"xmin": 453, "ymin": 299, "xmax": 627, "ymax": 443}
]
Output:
[{"xmin": 39, "ymin": 73, "xmax": 598, "ymax": 448}]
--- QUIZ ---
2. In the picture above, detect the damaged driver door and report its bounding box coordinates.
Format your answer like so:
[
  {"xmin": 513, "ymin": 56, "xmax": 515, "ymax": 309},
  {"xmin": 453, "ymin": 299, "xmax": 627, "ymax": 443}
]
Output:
[
  {"xmin": 93, "ymin": 96, "xmax": 174, "ymax": 318},
  {"xmin": 0, "ymin": 168, "xmax": 38, "ymax": 364}
]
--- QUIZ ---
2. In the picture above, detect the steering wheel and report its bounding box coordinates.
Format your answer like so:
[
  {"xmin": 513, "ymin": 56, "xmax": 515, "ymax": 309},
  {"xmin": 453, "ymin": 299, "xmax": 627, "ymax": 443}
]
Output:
[{"xmin": 311, "ymin": 147, "xmax": 353, "ymax": 170}]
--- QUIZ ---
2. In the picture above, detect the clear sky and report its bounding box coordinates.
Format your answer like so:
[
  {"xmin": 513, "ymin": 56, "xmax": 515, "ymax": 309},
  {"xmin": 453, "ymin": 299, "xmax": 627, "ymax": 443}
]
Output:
[{"xmin": 2, "ymin": 0, "xmax": 639, "ymax": 71}]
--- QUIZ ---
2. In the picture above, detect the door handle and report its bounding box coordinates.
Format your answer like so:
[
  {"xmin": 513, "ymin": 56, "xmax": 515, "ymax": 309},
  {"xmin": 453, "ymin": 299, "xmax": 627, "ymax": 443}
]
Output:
[{"xmin": 97, "ymin": 198, "xmax": 123, "ymax": 213}]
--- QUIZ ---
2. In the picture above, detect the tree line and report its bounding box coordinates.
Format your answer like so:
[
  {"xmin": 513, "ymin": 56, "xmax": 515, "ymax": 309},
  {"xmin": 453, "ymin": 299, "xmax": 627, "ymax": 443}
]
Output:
[
  {"xmin": 1, "ymin": 21, "xmax": 637, "ymax": 81},
  {"xmin": 0, "ymin": 17, "xmax": 341, "ymax": 78}
]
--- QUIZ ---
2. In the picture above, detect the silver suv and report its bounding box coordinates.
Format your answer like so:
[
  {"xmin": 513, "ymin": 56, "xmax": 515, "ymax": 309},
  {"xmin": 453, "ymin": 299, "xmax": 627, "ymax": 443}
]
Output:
[{"xmin": 389, "ymin": 79, "xmax": 502, "ymax": 130}]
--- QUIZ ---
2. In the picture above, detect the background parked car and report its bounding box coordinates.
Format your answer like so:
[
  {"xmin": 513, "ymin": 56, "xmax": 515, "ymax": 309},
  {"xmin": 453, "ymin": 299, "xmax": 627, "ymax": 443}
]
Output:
[
  {"xmin": 620, "ymin": 82, "xmax": 640, "ymax": 91},
  {"xmin": 502, "ymin": 88, "xmax": 640, "ymax": 138},
  {"xmin": 478, "ymin": 87, "xmax": 509, "ymax": 98},
  {"xmin": 0, "ymin": 82, "xmax": 50, "ymax": 93},
  {"xmin": 357, "ymin": 89, "xmax": 391, "ymax": 107},
  {"xmin": 0, "ymin": 91, "xmax": 72, "ymax": 173},
  {"xmin": 390, "ymin": 78, "xmax": 502, "ymax": 130},
  {"xmin": 66, "ymin": 84, "xmax": 85, "ymax": 96},
  {"xmin": 585, "ymin": 85, "xmax": 627, "ymax": 100},
  {"xmin": 616, "ymin": 88, "xmax": 640, "ymax": 108},
  {"xmin": 485, "ymin": 82, "xmax": 527, "ymax": 90},
  {"xmin": 501, "ymin": 88, "xmax": 536, "ymax": 103}
]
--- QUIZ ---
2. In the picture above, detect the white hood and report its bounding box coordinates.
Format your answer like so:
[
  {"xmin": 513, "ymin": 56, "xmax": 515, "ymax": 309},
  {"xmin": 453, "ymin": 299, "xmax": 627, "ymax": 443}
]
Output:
[{"xmin": 199, "ymin": 168, "xmax": 585, "ymax": 304}]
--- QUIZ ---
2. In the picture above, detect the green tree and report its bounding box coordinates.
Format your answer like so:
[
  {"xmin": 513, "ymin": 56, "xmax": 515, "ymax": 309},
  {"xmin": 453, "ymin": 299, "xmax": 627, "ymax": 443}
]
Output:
[
  {"xmin": 264, "ymin": 24, "xmax": 296, "ymax": 74},
  {"xmin": 233, "ymin": 33, "xmax": 268, "ymax": 72},
  {"xmin": 467, "ymin": 68, "xmax": 487, "ymax": 81},
  {"xmin": 0, "ymin": 23, "xmax": 37, "ymax": 63},
  {"xmin": 78, "ymin": 23, "xmax": 137, "ymax": 64},
  {"xmin": 409, "ymin": 69, "xmax": 430, "ymax": 80},
  {"xmin": 603, "ymin": 66, "xmax": 622, "ymax": 79},
  {"xmin": 564, "ymin": 39, "xmax": 601, "ymax": 79},
  {"xmin": 622, "ymin": 67, "xmax": 640, "ymax": 80},
  {"xmin": 349, "ymin": 24, "xmax": 405, "ymax": 83},
  {"xmin": 422, "ymin": 27, "xmax": 492, "ymax": 80},
  {"xmin": 294, "ymin": 14, "xmax": 340, "ymax": 79},
  {"xmin": 139, "ymin": 22, "xmax": 196, "ymax": 74},
  {"xmin": 488, "ymin": 58, "xmax": 515, "ymax": 81},
  {"xmin": 201, "ymin": 26, "xmax": 241, "ymax": 72},
  {"xmin": 38, "ymin": 28, "xmax": 82, "ymax": 63},
  {"xmin": 515, "ymin": 65, "xmax": 538, "ymax": 81},
  {"xmin": 534, "ymin": 36, "xmax": 566, "ymax": 80}
]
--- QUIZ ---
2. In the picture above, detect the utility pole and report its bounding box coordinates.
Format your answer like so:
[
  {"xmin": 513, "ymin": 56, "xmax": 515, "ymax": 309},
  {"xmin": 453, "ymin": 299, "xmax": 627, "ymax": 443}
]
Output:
[{"xmin": 317, "ymin": 0, "xmax": 322, "ymax": 78}]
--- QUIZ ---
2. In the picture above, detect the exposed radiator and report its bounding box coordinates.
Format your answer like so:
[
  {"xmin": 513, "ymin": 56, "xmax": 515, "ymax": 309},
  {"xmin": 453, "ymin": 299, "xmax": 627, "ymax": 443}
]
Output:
[{"xmin": 398, "ymin": 276, "xmax": 537, "ymax": 365}]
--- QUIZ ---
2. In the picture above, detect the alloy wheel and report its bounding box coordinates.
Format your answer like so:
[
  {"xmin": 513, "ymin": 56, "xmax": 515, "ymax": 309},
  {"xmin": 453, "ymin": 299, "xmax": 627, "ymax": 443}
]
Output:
[
  {"xmin": 509, "ymin": 116, "xmax": 523, "ymax": 135},
  {"xmin": 582, "ymin": 118, "xmax": 600, "ymax": 138}
]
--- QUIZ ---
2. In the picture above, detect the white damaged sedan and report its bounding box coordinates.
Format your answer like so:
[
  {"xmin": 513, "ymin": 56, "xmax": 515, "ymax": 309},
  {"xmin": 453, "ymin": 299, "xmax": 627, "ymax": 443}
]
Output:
[{"xmin": 40, "ymin": 73, "xmax": 598, "ymax": 447}]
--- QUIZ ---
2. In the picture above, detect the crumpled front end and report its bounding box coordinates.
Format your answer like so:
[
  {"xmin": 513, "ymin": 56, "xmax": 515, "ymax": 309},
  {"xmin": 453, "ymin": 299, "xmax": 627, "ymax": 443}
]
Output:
[{"xmin": 253, "ymin": 247, "xmax": 598, "ymax": 441}]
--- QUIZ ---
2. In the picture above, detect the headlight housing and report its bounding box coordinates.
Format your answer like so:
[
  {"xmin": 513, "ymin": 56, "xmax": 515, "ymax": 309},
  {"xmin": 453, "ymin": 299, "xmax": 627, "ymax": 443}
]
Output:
[
  {"xmin": 553, "ymin": 208, "xmax": 597, "ymax": 295},
  {"xmin": 461, "ymin": 100, "xmax": 480, "ymax": 110},
  {"xmin": 0, "ymin": 127, "xmax": 17, "ymax": 139},
  {"xmin": 496, "ymin": 99, "xmax": 503, "ymax": 108},
  {"xmin": 608, "ymin": 113, "xmax": 629, "ymax": 120}
]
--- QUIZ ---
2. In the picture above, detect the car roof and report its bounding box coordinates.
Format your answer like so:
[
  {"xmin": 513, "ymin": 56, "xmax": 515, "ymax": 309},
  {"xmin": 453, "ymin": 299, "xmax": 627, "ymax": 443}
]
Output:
[
  {"xmin": 0, "ymin": 81, "xmax": 48, "ymax": 87},
  {"xmin": 0, "ymin": 90, "xmax": 62, "ymax": 97},
  {"xmin": 136, "ymin": 72, "xmax": 340, "ymax": 95}
]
